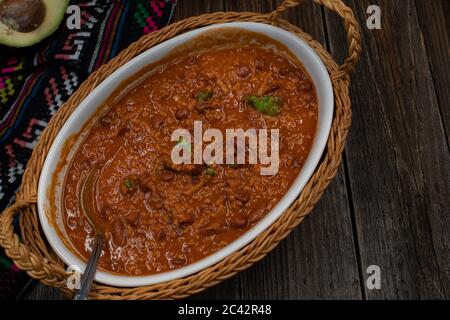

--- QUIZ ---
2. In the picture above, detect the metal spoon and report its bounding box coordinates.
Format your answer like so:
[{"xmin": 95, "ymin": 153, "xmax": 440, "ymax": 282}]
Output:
[{"xmin": 73, "ymin": 167, "xmax": 104, "ymax": 300}]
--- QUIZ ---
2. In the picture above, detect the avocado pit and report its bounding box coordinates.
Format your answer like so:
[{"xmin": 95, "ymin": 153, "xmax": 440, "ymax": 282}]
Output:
[{"xmin": 0, "ymin": 0, "xmax": 46, "ymax": 33}]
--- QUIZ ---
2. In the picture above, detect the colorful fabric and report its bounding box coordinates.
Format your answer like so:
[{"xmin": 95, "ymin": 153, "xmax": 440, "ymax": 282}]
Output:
[{"xmin": 0, "ymin": 0, "xmax": 176, "ymax": 300}]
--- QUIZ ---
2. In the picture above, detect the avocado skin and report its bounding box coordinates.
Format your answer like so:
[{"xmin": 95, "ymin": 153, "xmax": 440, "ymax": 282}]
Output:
[{"xmin": 0, "ymin": 0, "xmax": 70, "ymax": 48}]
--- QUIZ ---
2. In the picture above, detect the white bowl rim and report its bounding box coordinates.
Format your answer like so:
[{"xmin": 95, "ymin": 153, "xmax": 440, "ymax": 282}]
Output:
[{"xmin": 37, "ymin": 21, "xmax": 334, "ymax": 287}]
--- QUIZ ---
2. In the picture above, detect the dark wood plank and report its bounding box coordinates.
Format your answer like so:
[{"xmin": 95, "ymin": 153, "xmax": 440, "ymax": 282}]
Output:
[
  {"xmin": 20, "ymin": 281, "xmax": 67, "ymax": 300},
  {"xmin": 323, "ymin": 0, "xmax": 450, "ymax": 299},
  {"xmin": 414, "ymin": 0, "xmax": 450, "ymax": 144},
  {"xmin": 240, "ymin": 168, "xmax": 362, "ymax": 299},
  {"xmin": 172, "ymin": 0, "xmax": 224, "ymax": 17}
]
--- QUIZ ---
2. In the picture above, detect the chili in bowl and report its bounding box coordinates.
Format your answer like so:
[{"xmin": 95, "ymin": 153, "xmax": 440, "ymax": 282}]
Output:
[{"xmin": 38, "ymin": 22, "xmax": 333, "ymax": 287}]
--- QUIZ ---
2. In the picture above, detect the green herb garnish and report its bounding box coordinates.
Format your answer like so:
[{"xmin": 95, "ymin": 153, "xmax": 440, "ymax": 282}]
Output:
[
  {"xmin": 247, "ymin": 95, "xmax": 282, "ymax": 116},
  {"xmin": 177, "ymin": 137, "xmax": 191, "ymax": 151},
  {"xmin": 196, "ymin": 90, "xmax": 213, "ymax": 102},
  {"xmin": 124, "ymin": 178, "xmax": 134, "ymax": 190},
  {"xmin": 204, "ymin": 167, "xmax": 217, "ymax": 176}
]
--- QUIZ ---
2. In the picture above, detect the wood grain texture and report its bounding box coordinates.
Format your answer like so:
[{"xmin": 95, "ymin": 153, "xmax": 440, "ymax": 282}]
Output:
[
  {"xmin": 323, "ymin": 0, "xmax": 450, "ymax": 299},
  {"xmin": 414, "ymin": 0, "xmax": 450, "ymax": 143},
  {"xmin": 19, "ymin": 281, "xmax": 67, "ymax": 300},
  {"xmin": 19, "ymin": 0, "xmax": 449, "ymax": 300},
  {"xmin": 239, "ymin": 169, "xmax": 362, "ymax": 299}
]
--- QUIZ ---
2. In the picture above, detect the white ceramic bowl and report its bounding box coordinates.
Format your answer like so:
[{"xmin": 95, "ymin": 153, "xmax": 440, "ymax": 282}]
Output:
[{"xmin": 37, "ymin": 22, "xmax": 333, "ymax": 287}]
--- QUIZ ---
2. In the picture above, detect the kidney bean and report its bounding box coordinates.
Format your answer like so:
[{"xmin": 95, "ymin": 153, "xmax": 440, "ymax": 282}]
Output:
[
  {"xmin": 110, "ymin": 219, "xmax": 126, "ymax": 246},
  {"xmin": 278, "ymin": 67, "xmax": 291, "ymax": 77},
  {"xmin": 153, "ymin": 92, "xmax": 170, "ymax": 102},
  {"xmin": 116, "ymin": 122, "xmax": 130, "ymax": 137},
  {"xmin": 195, "ymin": 102, "xmax": 215, "ymax": 113},
  {"xmin": 139, "ymin": 174, "xmax": 153, "ymax": 193},
  {"xmin": 297, "ymin": 82, "xmax": 313, "ymax": 93},
  {"xmin": 199, "ymin": 222, "xmax": 221, "ymax": 236},
  {"xmin": 236, "ymin": 65, "xmax": 251, "ymax": 78},
  {"xmin": 152, "ymin": 227, "xmax": 166, "ymax": 241},
  {"xmin": 171, "ymin": 255, "xmax": 187, "ymax": 266},
  {"xmin": 191, "ymin": 164, "xmax": 204, "ymax": 176},
  {"xmin": 234, "ymin": 189, "xmax": 251, "ymax": 204},
  {"xmin": 125, "ymin": 211, "xmax": 141, "ymax": 226},
  {"xmin": 175, "ymin": 108, "xmax": 189, "ymax": 120},
  {"xmin": 99, "ymin": 117, "xmax": 112, "ymax": 129},
  {"xmin": 151, "ymin": 115, "xmax": 165, "ymax": 130},
  {"xmin": 174, "ymin": 212, "xmax": 195, "ymax": 226},
  {"xmin": 230, "ymin": 216, "xmax": 248, "ymax": 229},
  {"xmin": 265, "ymin": 84, "xmax": 280, "ymax": 95},
  {"xmin": 160, "ymin": 170, "xmax": 176, "ymax": 182}
]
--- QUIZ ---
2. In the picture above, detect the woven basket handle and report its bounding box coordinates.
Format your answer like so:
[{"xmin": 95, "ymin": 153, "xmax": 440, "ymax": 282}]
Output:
[
  {"xmin": 0, "ymin": 196, "xmax": 36, "ymax": 232},
  {"xmin": 268, "ymin": 0, "xmax": 361, "ymax": 79},
  {"xmin": 1, "ymin": 194, "xmax": 35, "ymax": 214},
  {"xmin": 0, "ymin": 196, "xmax": 36, "ymax": 259},
  {"xmin": 0, "ymin": 195, "xmax": 69, "ymax": 284}
]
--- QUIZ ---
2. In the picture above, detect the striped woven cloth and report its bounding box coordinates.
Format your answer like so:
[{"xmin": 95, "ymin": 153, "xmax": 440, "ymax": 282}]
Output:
[{"xmin": 0, "ymin": 0, "xmax": 176, "ymax": 299}]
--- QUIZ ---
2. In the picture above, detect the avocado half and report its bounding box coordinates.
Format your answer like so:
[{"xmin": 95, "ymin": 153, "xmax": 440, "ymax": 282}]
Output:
[{"xmin": 0, "ymin": 0, "xmax": 69, "ymax": 47}]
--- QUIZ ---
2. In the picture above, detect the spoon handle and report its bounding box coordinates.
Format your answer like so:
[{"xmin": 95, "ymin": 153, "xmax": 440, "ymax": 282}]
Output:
[{"xmin": 73, "ymin": 234, "xmax": 104, "ymax": 300}]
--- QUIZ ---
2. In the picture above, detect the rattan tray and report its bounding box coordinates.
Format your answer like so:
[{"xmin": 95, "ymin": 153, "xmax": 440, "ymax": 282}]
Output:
[{"xmin": 0, "ymin": 0, "xmax": 361, "ymax": 299}]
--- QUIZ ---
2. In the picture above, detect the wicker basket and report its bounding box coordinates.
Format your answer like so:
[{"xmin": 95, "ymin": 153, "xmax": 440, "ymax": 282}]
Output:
[{"xmin": 0, "ymin": 0, "xmax": 361, "ymax": 299}]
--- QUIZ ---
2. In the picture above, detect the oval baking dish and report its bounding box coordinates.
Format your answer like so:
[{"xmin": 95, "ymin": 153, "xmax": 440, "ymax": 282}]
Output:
[{"xmin": 37, "ymin": 22, "xmax": 334, "ymax": 287}]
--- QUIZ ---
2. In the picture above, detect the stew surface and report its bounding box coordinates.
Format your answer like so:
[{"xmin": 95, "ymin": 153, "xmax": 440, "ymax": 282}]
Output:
[{"xmin": 61, "ymin": 33, "xmax": 318, "ymax": 275}]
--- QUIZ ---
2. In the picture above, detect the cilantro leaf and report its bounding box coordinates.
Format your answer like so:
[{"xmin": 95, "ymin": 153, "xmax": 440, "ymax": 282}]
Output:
[
  {"xmin": 196, "ymin": 90, "xmax": 214, "ymax": 102},
  {"xmin": 247, "ymin": 95, "xmax": 282, "ymax": 116}
]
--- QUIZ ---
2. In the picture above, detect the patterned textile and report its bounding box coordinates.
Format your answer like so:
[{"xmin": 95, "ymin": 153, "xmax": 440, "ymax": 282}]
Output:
[{"xmin": 0, "ymin": 0, "xmax": 176, "ymax": 299}]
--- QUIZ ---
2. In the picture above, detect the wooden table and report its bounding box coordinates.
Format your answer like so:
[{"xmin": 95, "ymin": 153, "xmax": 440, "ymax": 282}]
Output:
[{"xmin": 20, "ymin": 0, "xmax": 449, "ymax": 300}]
